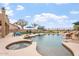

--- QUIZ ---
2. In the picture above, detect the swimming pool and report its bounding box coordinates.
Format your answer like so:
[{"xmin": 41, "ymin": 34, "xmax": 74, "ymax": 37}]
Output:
[{"xmin": 31, "ymin": 34, "xmax": 73, "ymax": 56}]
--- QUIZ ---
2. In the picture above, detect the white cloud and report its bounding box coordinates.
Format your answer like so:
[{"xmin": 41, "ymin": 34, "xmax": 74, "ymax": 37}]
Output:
[
  {"xmin": 9, "ymin": 19, "xmax": 17, "ymax": 24},
  {"xmin": 1, "ymin": 3, "xmax": 14, "ymax": 17},
  {"xmin": 6, "ymin": 10, "xmax": 14, "ymax": 16},
  {"xmin": 25, "ymin": 16, "xmax": 31, "ymax": 18},
  {"xmin": 5, "ymin": 7, "xmax": 14, "ymax": 17},
  {"xmin": 2, "ymin": 3, "xmax": 10, "ymax": 7},
  {"xmin": 33, "ymin": 14, "xmax": 48, "ymax": 23},
  {"xmin": 70, "ymin": 11, "xmax": 79, "ymax": 14},
  {"xmin": 55, "ymin": 3, "xmax": 67, "ymax": 5},
  {"xmin": 33, "ymin": 13, "xmax": 68, "ymax": 23},
  {"xmin": 16, "ymin": 5, "xmax": 24, "ymax": 10}
]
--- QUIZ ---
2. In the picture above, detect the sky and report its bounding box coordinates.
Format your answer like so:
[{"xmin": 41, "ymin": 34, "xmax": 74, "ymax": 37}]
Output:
[{"xmin": 0, "ymin": 3, "xmax": 79, "ymax": 29}]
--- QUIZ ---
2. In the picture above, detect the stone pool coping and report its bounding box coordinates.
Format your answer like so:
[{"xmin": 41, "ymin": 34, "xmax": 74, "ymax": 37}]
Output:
[
  {"xmin": 0, "ymin": 33, "xmax": 41, "ymax": 56},
  {"xmin": 62, "ymin": 40, "xmax": 79, "ymax": 56}
]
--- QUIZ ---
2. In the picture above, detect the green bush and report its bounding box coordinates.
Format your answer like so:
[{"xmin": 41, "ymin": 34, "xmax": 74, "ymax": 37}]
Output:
[{"xmin": 20, "ymin": 32, "xmax": 28, "ymax": 34}]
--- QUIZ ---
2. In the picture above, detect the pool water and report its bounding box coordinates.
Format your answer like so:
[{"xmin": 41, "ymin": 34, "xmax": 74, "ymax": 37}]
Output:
[
  {"xmin": 31, "ymin": 34, "xmax": 73, "ymax": 56},
  {"xmin": 6, "ymin": 41, "xmax": 32, "ymax": 50}
]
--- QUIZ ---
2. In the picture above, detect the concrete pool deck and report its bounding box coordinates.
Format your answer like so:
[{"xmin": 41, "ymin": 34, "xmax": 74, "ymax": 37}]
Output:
[
  {"xmin": 0, "ymin": 33, "xmax": 41, "ymax": 56},
  {"xmin": 62, "ymin": 39, "xmax": 79, "ymax": 56}
]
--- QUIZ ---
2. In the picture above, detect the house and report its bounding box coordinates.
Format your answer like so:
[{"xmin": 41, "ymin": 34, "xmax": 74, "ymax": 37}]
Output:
[
  {"xmin": 9, "ymin": 23, "xmax": 20, "ymax": 32},
  {"xmin": 0, "ymin": 7, "xmax": 9, "ymax": 37},
  {"xmin": 0, "ymin": 7, "xmax": 20, "ymax": 38}
]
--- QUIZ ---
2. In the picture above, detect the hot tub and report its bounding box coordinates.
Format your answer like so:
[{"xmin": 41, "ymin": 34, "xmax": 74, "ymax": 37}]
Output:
[{"xmin": 6, "ymin": 41, "xmax": 32, "ymax": 50}]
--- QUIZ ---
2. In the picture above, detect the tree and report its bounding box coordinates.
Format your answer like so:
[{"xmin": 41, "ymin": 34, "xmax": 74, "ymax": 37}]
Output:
[
  {"xmin": 14, "ymin": 19, "xmax": 28, "ymax": 29},
  {"xmin": 37, "ymin": 25, "xmax": 45, "ymax": 30},
  {"xmin": 73, "ymin": 22, "xmax": 79, "ymax": 25},
  {"xmin": 73, "ymin": 21, "xmax": 79, "ymax": 30},
  {"xmin": 32, "ymin": 23, "xmax": 38, "ymax": 28}
]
